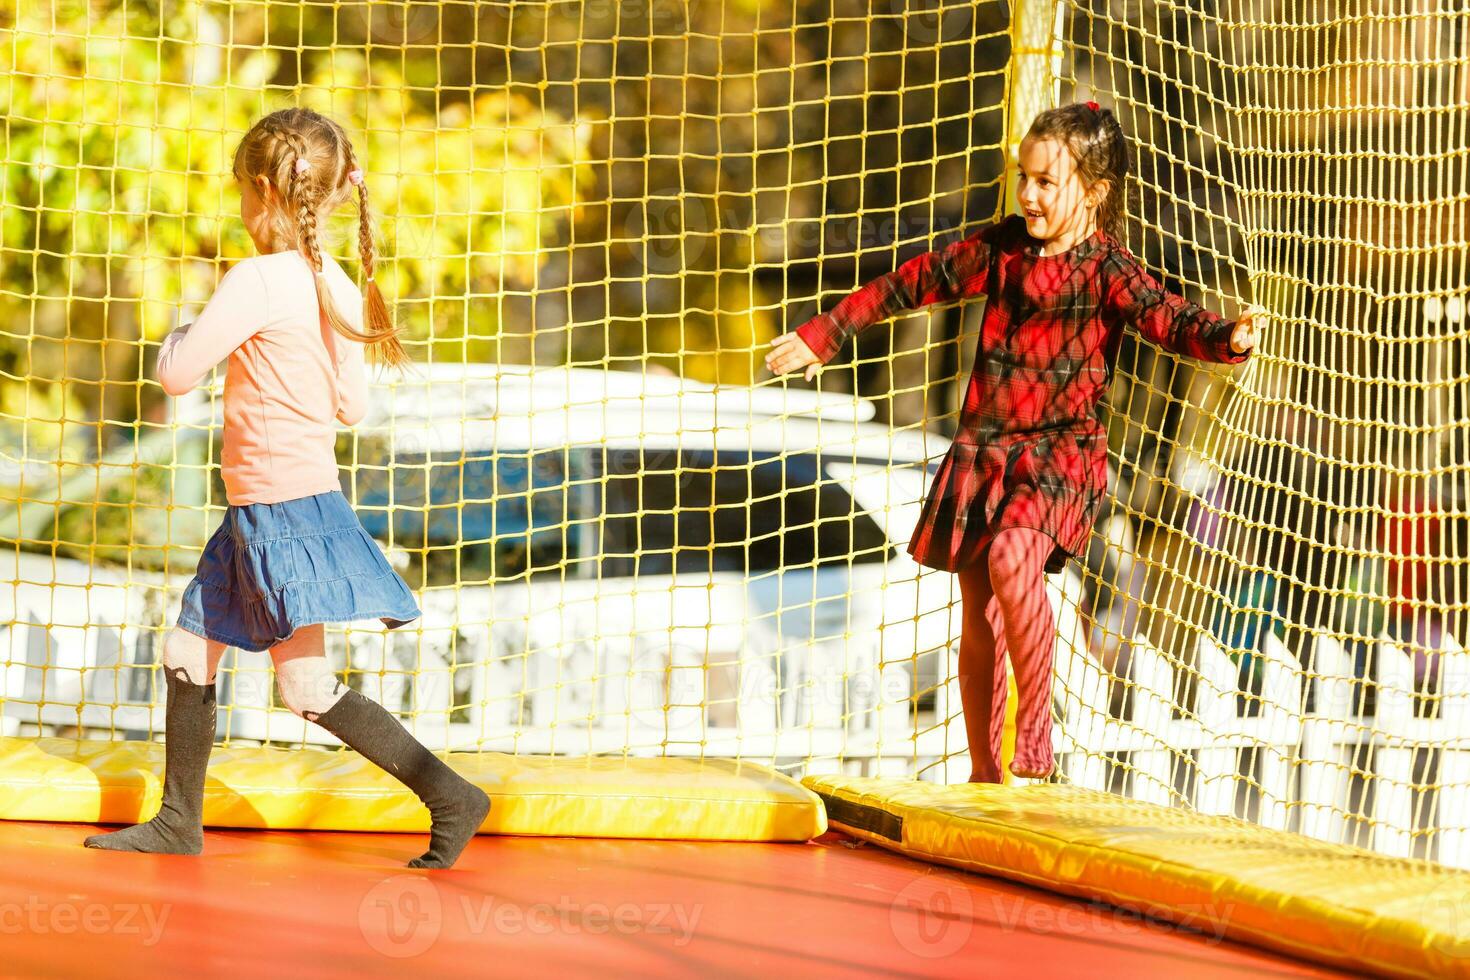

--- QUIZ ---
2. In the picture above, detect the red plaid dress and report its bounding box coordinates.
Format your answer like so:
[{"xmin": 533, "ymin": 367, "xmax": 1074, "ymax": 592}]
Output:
[{"xmin": 797, "ymin": 214, "xmax": 1251, "ymax": 574}]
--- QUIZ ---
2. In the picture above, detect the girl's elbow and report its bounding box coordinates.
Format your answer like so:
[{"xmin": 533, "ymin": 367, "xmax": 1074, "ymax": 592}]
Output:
[{"xmin": 157, "ymin": 372, "xmax": 191, "ymax": 398}]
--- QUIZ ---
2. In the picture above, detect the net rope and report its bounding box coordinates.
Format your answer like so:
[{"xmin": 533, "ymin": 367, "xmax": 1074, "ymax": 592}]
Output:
[
  {"xmin": 1, "ymin": 0, "xmax": 1466, "ymax": 865},
  {"xmin": 1063, "ymin": 0, "xmax": 1470, "ymax": 861}
]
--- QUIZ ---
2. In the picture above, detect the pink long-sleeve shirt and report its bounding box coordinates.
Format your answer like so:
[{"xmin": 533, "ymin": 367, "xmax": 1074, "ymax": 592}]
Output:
[{"xmin": 156, "ymin": 250, "xmax": 369, "ymax": 506}]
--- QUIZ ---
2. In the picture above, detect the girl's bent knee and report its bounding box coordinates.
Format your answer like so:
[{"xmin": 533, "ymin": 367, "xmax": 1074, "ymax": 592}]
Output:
[
  {"xmin": 275, "ymin": 659, "xmax": 347, "ymax": 720},
  {"xmin": 161, "ymin": 627, "xmax": 216, "ymax": 686},
  {"xmin": 280, "ymin": 682, "xmax": 346, "ymax": 721}
]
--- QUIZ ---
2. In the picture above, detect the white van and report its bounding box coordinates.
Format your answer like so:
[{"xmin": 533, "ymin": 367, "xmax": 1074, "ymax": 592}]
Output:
[{"xmin": 1, "ymin": 365, "xmax": 964, "ymax": 776}]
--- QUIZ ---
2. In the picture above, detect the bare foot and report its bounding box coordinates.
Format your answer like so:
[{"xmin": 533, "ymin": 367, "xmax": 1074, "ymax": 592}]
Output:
[{"xmin": 1008, "ymin": 761, "xmax": 1054, "ymax": 780}]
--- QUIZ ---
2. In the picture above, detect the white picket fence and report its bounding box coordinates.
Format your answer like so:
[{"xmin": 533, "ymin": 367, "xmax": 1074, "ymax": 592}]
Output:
[
  {"xmin": 0, "ymin": 551, "xmax": 959, "ymax": 771},
  {"xmin": 1011, "ymin": 567, "xmax": 1470, "ymax": 867},
  {"xmin": 8, "ymin": 549, "xmax": 1470, "ymax": 864}
]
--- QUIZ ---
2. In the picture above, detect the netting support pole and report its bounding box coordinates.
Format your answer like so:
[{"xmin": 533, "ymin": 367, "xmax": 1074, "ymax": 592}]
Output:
[{"xmin": 1004, "ymin": 0, "xmax": 1067, "ymax": 216}]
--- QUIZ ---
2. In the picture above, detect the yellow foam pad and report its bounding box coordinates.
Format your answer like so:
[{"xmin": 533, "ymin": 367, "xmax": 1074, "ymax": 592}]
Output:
[
  {"xmin": 0, "ymin": 736, "xmax": 825, "ymax": 841},
  {"xmin": 803, "ymin": 775, "xmax": 1470, "ymax": 979}
]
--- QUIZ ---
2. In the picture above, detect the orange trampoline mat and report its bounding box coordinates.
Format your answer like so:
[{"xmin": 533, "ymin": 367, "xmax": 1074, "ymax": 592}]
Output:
[{"xmin": 0, "ymin": 821, "xmax": 1350, "ymax": 978}]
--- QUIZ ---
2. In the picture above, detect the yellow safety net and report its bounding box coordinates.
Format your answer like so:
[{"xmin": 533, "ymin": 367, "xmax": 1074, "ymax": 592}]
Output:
[{"xmin": 1, "ymin": 0, "xmax": 1467, "ymax": 867}]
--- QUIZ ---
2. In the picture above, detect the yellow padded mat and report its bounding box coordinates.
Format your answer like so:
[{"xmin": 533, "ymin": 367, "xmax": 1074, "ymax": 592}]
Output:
[
  {"xmin": 802, "ymin": 775, "xmax": 1470, "ymax": 979},
  {"xmin": 0, "ymin": 736, "xmax": 826, "ymax": 841}
]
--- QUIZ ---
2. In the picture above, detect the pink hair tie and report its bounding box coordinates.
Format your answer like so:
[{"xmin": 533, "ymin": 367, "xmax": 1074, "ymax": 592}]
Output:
[
  {"xmin": 347, "ymin": 168, "xmax": 364, "ymax": 187},
  {"xmin": 294, "ymin": 157, "xmax": 311, "ymax": 175}
]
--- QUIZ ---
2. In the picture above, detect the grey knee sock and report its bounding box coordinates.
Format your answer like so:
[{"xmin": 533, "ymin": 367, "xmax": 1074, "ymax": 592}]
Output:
[
  {"xmin": 85, "ymin": 667, "xmax": 216, "ymax": 855},
  {"xmin": 308, "ymin": 689, "xmax": 489, "ymax": 869}
]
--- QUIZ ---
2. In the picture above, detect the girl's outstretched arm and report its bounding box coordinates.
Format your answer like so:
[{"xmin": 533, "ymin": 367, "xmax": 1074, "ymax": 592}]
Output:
[
  {"xmin": 1106, "ymin": 249, "xmax": 1254, "ymax": 364},
  {"xmin": 156, "ymin": 261, "xmax": 271, "ymax": 396},
  {"xmin": 767, "ymin": 218, "xmax": 1006, "ymax": 378}
]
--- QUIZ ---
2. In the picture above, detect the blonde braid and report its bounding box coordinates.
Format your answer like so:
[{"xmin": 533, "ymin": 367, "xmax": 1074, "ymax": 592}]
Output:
[
  {"xmin": 294, "ymin": 177, "xmax": 325, "ymax": 278},
  {"xmin": 343, "ymin": 147, "xmax": 410, "ymax": 369},
  {"xmin": 258, "ymin": 123, "xmax": 312, "ymax": 253},
  {"xmin": 344, "ymin": 148, "xmax": 377, "ymax": 284},
  {"xmin": 279, "ymin": 132, "xmax": 326, "ymax": 277}
]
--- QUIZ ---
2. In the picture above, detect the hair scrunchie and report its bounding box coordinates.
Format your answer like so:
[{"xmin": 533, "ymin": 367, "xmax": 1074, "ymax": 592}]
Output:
[
  {"xmin": 1085, "ymin": 100, "xmax": 1100, "ymax": 112},
  {"xmin": 294, "ymin": 157, "xmax": 311, "ymax": 175}
]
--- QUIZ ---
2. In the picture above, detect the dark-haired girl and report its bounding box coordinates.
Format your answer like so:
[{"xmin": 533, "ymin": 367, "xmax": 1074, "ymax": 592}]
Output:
[{"xmin": 767, "ymin": 102, "xmax": 1260, "ymax": 781}]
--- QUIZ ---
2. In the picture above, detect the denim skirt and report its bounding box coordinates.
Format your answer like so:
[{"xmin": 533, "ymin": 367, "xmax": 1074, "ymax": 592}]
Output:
[{"xmin": 176, "ymin": 490, "xmax": 421, "ymax": 652}]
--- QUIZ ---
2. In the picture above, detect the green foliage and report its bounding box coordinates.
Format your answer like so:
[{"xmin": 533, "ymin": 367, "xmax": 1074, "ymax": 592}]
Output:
[
  {"xmin": 0, "ymin": 1, "xmax": 590, "ymax": 567},
  {"xmin": 0, "ymin": 0, "xmax": 1003, "ymax": 571}
]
